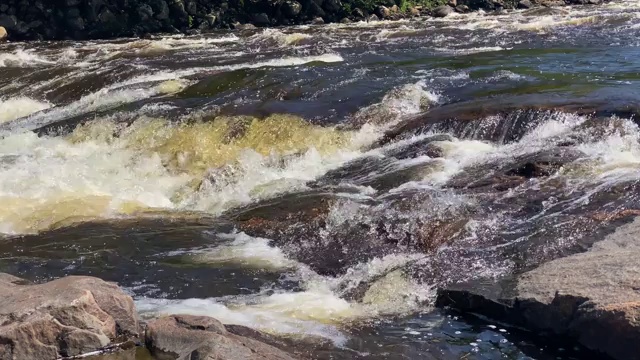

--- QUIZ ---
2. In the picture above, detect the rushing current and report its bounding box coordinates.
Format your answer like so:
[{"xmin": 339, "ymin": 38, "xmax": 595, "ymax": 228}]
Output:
[{"xmin": 1, "ymin": 1, "xmax": 640, "ymax": 359}]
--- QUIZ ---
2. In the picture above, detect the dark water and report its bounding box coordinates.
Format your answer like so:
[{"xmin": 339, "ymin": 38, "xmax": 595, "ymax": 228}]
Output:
[{"xmin": 1, "ymin": 2, "xmax": 639, "ymax": 359}]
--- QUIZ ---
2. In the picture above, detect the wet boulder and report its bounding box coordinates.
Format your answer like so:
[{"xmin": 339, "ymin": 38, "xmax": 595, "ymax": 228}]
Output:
[
  {"xmin": 517, "ymin": 0, "xmax": 534, "ymax": 8},
  {"xmin": 145, "ymin": 315, "xmax": 298, "ymax": 360},
  {"xmin": 432, "ymin": 5, "xmax": 454, "ymax": 17},
  {"xmin": 251, "ymin": 12, "xmax": 271, "ymax": 26},
  {"xmin": 436, "ymin": 217, "xmax": 640, "ymax": 360},
  {"xmin": 0, "ymin": 274, "xmax": 139, "ymax": 359}
]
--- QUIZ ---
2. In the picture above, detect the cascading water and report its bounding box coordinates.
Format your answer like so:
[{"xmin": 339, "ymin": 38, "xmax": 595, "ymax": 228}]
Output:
[{"xmin": 1, "ymin": 1, "xmax": 640, "ymax": 359}]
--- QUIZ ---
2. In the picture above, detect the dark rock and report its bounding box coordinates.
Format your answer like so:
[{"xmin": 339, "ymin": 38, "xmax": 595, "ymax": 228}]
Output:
[
  {"xmin": 352, "ymin": 8, "xmax": 365, "ymax": 19},
  {"xmin": 0, "ymin": 274, "xmax": 139, "ymax": 359},
  {"xmin": 251, "ymin": 12, "xmax": 270, "ymax": 25},
  {"xmin": 444, "ymin": 148, "xmax": 584, "ymax": 192},
  {"xmin": 154, "ymin": 0, "xmax": 170, "ymax": 20},
  {"xmin": 0, "ymin": 14, "xmax": 17, "ymax": 29},
  {"xmin": 282, "ymin": 0, "xmax": 302, "ymax": 17},
  {"xmin": 66, "ymin": 14, "xmax": 85, "ymax": 31},
  {"xmin": 137, "ymin": 4, "xmax": 154, "ymax": 22},
  {"xmin": 339, "ymin": 17, "xmax": 351, "ymax": 23},
  {"xmin": 436, "ymin": 217, "xmax": 640, "ymax": 360},
  {"xmin": 0, "ymin": 4, "xmax": 8, "ymax": 12},
  {"xmin": 185, "ymin": 0, "xmax": 198, "ymax": 15},
  {"xmin": 367, "ymin": 14, "xmax": 379, "ymax": 21},
  {"xmin": 311, "ymin": 16, "xmax": 324, "ymax": 24},
  {"xmin": 517, "ymin": 0, "xmax": 534, "ymax": 8},
  {"xmin": 432, "ymin": 5, "xmax": 454, "ymax": 17},
  {"xmin": 322, "ymin": 0, "xmax": 341, "ymax": 12},
  {"xmin": 457, "ymin": 0, "xmax": 495, "ymax": 10},
  {"xmin": 145, "ymin": 315, "xmax": 298, "ymax": 360},
  {"xmin": 522, "ymin": 6, "xmax": 569, "ymax": 15},
  {"xmin": 455, "ymin": 4, "xmax": 470, "ymax": 12},
  {"xmin": 308, "ymin": 2, "xmax": 326, "ymax": 17},
  {"xmin": 65, "ymin": 0, "xmax": 81, "ymax": 6}
]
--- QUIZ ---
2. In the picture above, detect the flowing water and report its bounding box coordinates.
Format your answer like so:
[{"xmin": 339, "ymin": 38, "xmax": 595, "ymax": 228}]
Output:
[{"xmin": 2, "ymin": 2, "xmax": 640, "ymax": 359}]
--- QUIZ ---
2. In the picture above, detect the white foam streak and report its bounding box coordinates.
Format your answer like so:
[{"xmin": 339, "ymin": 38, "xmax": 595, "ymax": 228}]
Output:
[
  {"xmin": 0, "ymin": 49, "xmax": 55, "ymax": 67},
  {"xmin": 193, "ymin": 232, "xmax": 298, "ymax": 269},
  {"xmin": 0, "ymin": 97, "xmax": 52, "ymax": 123}
]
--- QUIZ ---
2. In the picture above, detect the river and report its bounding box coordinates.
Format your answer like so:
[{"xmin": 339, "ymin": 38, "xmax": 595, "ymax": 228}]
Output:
[{"xmin": 1, "ymin": 2, "xmax": 639, "ymax": 359}]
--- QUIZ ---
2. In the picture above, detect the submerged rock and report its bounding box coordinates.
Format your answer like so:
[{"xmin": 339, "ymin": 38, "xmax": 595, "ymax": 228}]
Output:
[
  {"xmin": 0, "ymin": 274, "xmax": 139, "ymax": 359},
  {"xmin": 145, "ymin": 315, "xmax": 298, "ymax": 360},
  {"xmin": 436, "ymin": 217, "xmax": 640, "ymax": 360},
  {"xmin": 445, "ymin": 148, "xmax": 584, "ymax": 192}
]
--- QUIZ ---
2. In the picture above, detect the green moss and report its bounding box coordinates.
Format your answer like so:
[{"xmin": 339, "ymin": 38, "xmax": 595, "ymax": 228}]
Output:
[{"xmin": 188, "ymin": 15, "xmax": 194, "ymax": 28}]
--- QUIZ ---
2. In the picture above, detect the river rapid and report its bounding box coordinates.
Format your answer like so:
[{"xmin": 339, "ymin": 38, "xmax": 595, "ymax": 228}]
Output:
[{"xmin": 1, "ymin": 2, "xmax": 640, "ymax": 359}]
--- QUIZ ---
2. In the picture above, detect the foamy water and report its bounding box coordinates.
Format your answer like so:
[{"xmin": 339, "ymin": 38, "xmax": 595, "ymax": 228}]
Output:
[
  {"xmin": 137, "ymin": 241, "xmax": 432, "ymax": 343},
  {"xmin": 0, "ymin": 97, "xmax": 52, "ymax": 123}
]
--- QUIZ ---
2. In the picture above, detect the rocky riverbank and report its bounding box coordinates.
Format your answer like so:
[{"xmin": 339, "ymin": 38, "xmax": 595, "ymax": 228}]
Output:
[
  {"xmin": 435, "ymin": 216, "xmax": 640, "ymax": 360},
  {"xmin": 0, "ymin": 273, "xmax": 303, "ymax": 359},
  {"xmin": 0, "ymin": 0, "xmax": 605, "ymax": 41}
]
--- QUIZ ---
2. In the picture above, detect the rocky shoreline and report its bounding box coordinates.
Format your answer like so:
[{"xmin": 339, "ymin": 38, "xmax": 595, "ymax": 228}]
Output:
[
  {"xmin": 0, "ymin": 0, "xmax": 606, "ymax": 41},
  {"xmin": 435, "ymin": 217, "xmax": 640, "ymax": 360},
  {"xmin": 0, "ymin": 273, "xmax": 302, "ymax": 360}
]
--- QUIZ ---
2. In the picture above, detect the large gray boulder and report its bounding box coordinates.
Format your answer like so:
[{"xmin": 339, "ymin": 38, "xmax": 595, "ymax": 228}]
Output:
[
  {"xmin": 432, "ymin": 5, "xmax": 454, "ymax": 17},
  {"xmin": 436, "ymin": 217, "xmax": 640, "ymax": 360},
  {"xmin": 0, "ymin": 274, "xmax": 139, "ymax": 359},
  {"xmin": 145, "ymin": 314, "xmax": 298, "ymax": 360}
]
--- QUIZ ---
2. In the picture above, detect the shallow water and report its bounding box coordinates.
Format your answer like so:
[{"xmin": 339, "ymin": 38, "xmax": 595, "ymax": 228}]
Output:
[{"xmin": 1, "ymin": 1, "xmax": 640, "ymax": 358}]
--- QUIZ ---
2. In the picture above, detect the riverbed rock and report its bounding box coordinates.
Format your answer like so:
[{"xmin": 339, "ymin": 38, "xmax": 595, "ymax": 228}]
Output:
[
  {"xmin": 145, "ymin": 314, "xmax": 298, "ymax": 360},
  {"xmin": 517, "ymin": 0, "xmax": 533, "ymax": 8},
  {"xmin": 0, "ymin": 26, "xmax": 6, "ymax": 41},
  {"xmin": 436, "ymin": 217, "xmax": 640, "ymax": 360},
  {"xmin": 432, "ymin": 5, "xmax": 454, "ymax": 17},
  {"xmin": 0, "ymin": 274, "xmax": 139, "ymax": 359}
]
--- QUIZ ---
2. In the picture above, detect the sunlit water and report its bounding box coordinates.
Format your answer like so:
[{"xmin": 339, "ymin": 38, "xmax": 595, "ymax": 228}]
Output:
[{"xmin": 1, "ymin": 1, "xmax": 639, "ymax": 359}]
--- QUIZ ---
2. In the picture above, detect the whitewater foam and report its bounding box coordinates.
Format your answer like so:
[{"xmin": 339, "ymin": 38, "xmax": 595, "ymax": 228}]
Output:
[
  {"xmin": 0, "ymin": 49, "xmax": 55, "ymax": 67},
  {"xmin": 137, "ymin": 248, "xmax": 433, "ymax": 344},
  {"xmin": 0, "ymin": 97, "xmax": 52, "ymax": 124}
]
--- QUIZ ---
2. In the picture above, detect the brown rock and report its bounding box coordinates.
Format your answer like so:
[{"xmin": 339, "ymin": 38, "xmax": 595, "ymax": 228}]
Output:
[
  {"xmin": 145, "ymin": 315, "xmax": 298, "ymax": 360},
  {"xmin": 0, "ymin": 26, "xmax": 6, "ymax": 41},
  {"xmin": 375, "ymin": 5, "xmax": 391, "ymax": 18},
  {"xmin": 409, "ymin": 7, "xmax": 420, "ymax": 16},
  {"xmin": 436, "ymin": 217, "xmax": 640, "ymax": 360},
  {"xmin": 0, "ymin": 274, "xmax": 139, "ymax": 359}
]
